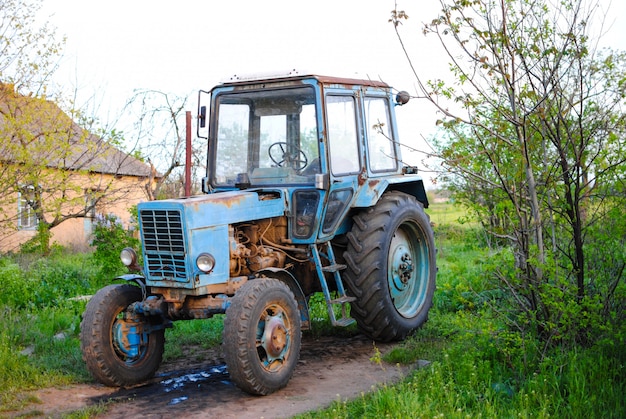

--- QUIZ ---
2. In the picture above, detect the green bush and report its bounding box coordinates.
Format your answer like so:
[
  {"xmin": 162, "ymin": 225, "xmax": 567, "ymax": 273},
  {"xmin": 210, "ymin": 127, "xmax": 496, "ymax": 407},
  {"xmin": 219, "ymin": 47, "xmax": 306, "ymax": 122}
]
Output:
[
  {"xmin": 31, "ymin": 255, "xmax": 97, "ymax": 307},
  {"xmin": 0, "ymin": 258, "xmax": 34, "ymax": 309},
  {"xmin": 0, "ymin": 252, "xmax": 101, "ymax": 310},
  {"xmin": 19, "ymin": 222, "xmax": 53, "ymax": 255},
  {"xmin": 90, "ymin": 212, "xmax": 140, "ymax": 278}
]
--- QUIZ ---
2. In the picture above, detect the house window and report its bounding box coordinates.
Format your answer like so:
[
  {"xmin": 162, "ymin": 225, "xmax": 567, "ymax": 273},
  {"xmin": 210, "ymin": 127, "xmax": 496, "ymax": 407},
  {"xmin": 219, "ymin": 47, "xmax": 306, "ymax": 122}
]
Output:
[
  {"xmin": 85, "ymin": 189, "xmax": 108, "ymax": 218},
  {"xmin": 85, "ymin": 190, "xmax": 98, "ymax": 219},
  {"xmin": 84, "ymin": 189, "xmax": 105, "ymax": 233},
  {"xmin": 18, "ymin": 186, "xmax": 38, "ymax": 230}
]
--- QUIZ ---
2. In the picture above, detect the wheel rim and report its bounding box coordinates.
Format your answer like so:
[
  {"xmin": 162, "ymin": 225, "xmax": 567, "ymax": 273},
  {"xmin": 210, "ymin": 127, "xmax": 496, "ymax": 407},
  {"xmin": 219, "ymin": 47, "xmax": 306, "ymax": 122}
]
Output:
[
  {"xmin": 255, "ymin": 303, "xmax": 292, "ymax": 372},
  {"xmin": 388, "ymin": 221, "xmax": 430, "ymax": 318}
]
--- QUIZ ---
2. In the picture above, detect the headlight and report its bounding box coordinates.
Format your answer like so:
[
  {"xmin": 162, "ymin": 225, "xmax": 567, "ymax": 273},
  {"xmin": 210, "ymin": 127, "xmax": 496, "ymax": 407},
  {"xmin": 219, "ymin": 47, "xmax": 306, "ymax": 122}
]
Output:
[
  {"xmin": 120, "ymin": 247, "xmax": 138, "ymax": 267},
  {"xmin": 196, "ymin": 253, "xmax": 216, "ymax": 273}
]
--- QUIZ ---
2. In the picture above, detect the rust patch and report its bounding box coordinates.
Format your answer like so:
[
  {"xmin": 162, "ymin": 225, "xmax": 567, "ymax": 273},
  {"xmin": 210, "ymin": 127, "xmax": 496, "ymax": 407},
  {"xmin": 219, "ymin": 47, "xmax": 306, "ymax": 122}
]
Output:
[
  {"xmin": 188, "ymin": 193, "xmax": 253, "ymax": 212},
  {"xmin": 357, "ymin": 168, "xmax": 368, "ymax": 186},
  {"xmin": 315, "ymin": 75, "xmax": 389, "ymax": 89}
]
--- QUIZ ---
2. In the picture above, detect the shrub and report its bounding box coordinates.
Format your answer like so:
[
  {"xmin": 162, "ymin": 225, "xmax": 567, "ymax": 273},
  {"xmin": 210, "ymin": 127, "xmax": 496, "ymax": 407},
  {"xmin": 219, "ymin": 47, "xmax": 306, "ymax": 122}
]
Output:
[
  {"xmin": 91, "ymin": 213, "xmax": 140, "ymax": 278},
  {"xmin": 0, "ymin": 258, "xmax": 34, "ymax": 309},
  {"xmin": 19, "ymin": 222, "xmax": 53, "ymax": 255}
]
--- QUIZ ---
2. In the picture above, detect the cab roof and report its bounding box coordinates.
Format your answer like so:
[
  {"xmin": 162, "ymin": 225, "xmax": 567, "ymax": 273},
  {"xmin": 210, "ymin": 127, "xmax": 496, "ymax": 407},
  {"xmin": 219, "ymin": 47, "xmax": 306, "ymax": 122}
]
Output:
[{"xmin": 221, "ymin": 70, "xmax": 390, "ymax": 89}]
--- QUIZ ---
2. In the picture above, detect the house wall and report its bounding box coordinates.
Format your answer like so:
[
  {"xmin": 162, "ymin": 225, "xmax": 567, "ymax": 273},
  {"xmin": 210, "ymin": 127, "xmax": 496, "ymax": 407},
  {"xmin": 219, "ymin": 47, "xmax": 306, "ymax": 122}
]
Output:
[{"xmin": 0, "ymin": 171, "xmax": 153, "ymax": 253}]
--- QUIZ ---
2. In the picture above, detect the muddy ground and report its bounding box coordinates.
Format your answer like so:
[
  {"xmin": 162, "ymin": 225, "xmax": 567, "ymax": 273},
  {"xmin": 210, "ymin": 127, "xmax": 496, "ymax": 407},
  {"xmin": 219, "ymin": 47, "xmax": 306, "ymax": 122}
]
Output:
[{"xmin": 8, "ymin": 333, "xmax": 420, "ymax": 418}]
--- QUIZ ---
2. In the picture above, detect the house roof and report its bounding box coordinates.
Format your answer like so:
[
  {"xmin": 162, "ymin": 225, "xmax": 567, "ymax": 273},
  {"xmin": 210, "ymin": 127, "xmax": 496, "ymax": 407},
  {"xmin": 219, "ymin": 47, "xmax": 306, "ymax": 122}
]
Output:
[{"xmin": 0, "ymin": 83, "xmax": 158, "ymax": 178}]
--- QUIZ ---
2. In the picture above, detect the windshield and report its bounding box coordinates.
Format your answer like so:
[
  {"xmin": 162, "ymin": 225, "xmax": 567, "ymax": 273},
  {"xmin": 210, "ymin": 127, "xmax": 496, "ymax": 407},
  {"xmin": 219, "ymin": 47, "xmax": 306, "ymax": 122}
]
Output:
[{"xmin": 212, "ymin": 86, "xmax": 319, "ymax": 187}]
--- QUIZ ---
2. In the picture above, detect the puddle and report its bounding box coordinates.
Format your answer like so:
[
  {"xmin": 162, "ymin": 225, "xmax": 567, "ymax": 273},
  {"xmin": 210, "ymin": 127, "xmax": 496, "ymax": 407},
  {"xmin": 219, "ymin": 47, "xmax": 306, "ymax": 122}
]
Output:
[
  {"xmin": 168, "ymin": 395, "xmax": 188, "ymax": 405},
  {"xmin": 159, "ymin": 364, "xmax": 230, "ymax": 393},
  {"xmin": 92, "ymin": 364, "xmax": 233, "ymax": 408},
  {"xmin": 157, "ymin": 364, "xmax": 231, "ymax": 405}
]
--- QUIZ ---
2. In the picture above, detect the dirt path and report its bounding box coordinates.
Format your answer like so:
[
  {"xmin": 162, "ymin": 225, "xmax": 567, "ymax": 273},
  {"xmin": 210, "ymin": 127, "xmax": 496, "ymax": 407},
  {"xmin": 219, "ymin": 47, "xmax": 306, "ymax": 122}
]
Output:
[{"xmin": 9, "ymin": 334, "xmax": 417, "ymax": 418}]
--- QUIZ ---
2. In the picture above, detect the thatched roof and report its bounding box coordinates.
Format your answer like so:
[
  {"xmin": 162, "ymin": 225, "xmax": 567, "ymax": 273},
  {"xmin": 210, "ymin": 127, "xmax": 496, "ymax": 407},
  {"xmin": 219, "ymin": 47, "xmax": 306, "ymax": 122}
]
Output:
[{"xmin": 0, "ymin": 83, "xmax": 156, "ymax": 178}]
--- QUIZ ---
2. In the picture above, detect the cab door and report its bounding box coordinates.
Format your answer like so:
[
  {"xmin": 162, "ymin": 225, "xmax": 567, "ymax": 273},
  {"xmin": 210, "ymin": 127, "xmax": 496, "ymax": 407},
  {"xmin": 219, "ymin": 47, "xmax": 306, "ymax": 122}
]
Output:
[{"xmin": 316, "ymin": 91, "xmax": 363, "ymax": 240}]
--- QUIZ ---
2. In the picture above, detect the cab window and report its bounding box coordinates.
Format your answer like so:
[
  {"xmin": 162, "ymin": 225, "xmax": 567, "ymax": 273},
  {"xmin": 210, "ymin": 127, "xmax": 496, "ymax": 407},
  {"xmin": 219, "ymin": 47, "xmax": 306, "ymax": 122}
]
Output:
[
  {"xmin": 364, "ymin": 96, "xmax": 397, "ymax": 172},
  {"xmin": 326, "ymin": 95, "xmax": 360, "ymax": 176}
]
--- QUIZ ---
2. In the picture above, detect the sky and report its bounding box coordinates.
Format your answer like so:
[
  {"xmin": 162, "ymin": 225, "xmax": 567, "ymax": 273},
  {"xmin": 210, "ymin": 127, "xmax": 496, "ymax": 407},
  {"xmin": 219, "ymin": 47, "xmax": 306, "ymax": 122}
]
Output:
[{"xmin": 40, "ymin": 0, "xmax": 626, "ymax": 181}]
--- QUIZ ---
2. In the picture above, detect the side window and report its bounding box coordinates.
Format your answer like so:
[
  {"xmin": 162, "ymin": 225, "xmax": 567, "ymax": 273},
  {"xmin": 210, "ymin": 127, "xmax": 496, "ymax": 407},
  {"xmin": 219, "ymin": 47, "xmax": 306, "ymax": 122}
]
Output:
[
  {"xmin": 17, "ymin": 186, "xmax": 37, "ymax": 230},
  {"xmin": 322, "ymin": 189, "xmax": 353, "ymax": 233},
  {"xmin": 326, "ymin": 96, "xmax": 360, "ymax": 175},
  {"xmin": 364, "ymin": 97, "xmax": 397, "ymax": 172}
]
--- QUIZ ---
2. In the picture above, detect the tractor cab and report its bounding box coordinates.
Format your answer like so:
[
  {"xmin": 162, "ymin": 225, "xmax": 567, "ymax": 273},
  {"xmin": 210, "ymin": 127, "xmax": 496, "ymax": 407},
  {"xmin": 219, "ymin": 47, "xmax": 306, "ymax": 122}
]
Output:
[{"xmin": 198, "ymin": 72, "xmax": 413, "ymax": 242}]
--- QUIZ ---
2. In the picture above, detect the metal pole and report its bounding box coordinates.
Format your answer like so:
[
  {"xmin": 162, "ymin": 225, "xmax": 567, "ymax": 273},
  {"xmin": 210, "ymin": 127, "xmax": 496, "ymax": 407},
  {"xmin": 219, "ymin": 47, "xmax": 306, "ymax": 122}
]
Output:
[{"xmin": 185, "ymin": 111, "xmax": 192, "ymax": 197}]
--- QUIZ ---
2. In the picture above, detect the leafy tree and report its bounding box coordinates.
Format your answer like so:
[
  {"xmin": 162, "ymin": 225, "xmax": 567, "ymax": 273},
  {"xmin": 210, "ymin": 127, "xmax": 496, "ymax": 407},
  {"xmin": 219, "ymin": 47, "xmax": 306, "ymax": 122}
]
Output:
[
  {"xmin": 0, "ymin": 0, "xmax": 63, "ymax": 95},
  {"xmin": 0, "ymin": 0, "xmax": 152, "ymax": 253},
  {"xmin": 392, "ymin": 0, "xmax": 626, "ymax": 345}
]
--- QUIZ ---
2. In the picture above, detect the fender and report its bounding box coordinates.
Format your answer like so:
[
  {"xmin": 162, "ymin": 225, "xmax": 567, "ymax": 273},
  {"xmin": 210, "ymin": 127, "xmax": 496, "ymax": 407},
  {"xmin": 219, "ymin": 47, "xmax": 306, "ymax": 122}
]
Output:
[
  {"xmin": 257, "ymin": 268, "xmax": 311, "ymax": 330},
  {"xmin": 353, "ymin": 175, "xmax": 429, "ymax": 209},
  {"xmin": 115, "ymin": 274, "xmax": 148, "ymax": 299}
]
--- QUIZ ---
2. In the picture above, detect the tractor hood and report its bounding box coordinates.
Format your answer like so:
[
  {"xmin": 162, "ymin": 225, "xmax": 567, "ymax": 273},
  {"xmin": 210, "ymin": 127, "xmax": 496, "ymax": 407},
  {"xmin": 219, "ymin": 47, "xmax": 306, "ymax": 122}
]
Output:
[
  {"xmin": 137, "ymin": 190, "xmax": 286, "ymax": 229},
  {"xmin": 136, "ymin": 190, "xmax": 287, "ymax": 289}
]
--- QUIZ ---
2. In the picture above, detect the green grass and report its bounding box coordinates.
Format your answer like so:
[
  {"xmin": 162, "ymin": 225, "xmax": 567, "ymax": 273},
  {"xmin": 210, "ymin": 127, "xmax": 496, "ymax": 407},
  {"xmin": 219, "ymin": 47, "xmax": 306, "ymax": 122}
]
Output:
[
  {"xmin": 294, "ymin": 208, "xmax": 626, "ymax": 418},
  {"xmin": 1, "ymin": 208, "xmax": 625, "ymax": 418},
  {"xmin": 427, "ymin": 200, "xmax": 474, "ymax": 227},
  {"xmin": 163, "ymin": 316, "xmax": 225, "ymax": 363}
]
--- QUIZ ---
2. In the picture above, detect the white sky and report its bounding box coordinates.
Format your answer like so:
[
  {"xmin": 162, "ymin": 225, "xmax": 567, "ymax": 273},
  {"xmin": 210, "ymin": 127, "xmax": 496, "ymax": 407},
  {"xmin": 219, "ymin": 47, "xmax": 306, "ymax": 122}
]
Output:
[{"xmin": 41, "ymin": 0, "xmax": 626, "ymax": 182}]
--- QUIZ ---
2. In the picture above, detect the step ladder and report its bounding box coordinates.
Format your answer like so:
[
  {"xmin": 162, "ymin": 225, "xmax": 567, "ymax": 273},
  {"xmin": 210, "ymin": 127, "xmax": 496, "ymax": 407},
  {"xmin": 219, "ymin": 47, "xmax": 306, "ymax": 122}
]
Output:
[{"xmin": 310, "ymin": 242, "xmax": 355, "ymax": 327}]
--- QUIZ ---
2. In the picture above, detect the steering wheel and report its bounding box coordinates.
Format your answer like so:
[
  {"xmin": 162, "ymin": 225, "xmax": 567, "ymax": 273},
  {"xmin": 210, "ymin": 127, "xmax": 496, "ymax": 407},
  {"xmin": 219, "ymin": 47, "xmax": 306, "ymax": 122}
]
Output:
[{"xmin": 268, "ymin": 142, "xmax": 308, "ymax": 170}]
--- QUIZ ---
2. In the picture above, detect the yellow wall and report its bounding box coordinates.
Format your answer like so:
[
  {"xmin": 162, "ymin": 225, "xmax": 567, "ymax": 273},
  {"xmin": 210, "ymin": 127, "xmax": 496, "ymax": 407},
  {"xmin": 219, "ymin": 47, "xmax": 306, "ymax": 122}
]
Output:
[{"xmin": 0, "ymin": 171, "xmax": 154, "ymax": 253}]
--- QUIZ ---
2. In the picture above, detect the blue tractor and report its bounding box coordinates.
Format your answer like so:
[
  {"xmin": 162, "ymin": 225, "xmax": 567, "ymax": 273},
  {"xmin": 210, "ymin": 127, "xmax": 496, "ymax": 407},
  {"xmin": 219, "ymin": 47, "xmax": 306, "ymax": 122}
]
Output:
[{"xmin": 80, "ymin": 72, "xmax": 436, "ymax": 395}]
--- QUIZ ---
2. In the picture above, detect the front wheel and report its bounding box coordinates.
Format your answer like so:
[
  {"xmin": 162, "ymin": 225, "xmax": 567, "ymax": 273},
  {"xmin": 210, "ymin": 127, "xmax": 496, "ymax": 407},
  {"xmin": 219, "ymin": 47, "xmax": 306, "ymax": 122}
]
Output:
[
  {"xmin": 223, "ymin": 278, "xmax": 301, "ymax": 395},
  {"xmin": 343, "ymin": 191, "xmax": 436, "ymax": 342},
  {"xmin": 80, "ymin": 284, "xmax": 165, "ymax": 386}
]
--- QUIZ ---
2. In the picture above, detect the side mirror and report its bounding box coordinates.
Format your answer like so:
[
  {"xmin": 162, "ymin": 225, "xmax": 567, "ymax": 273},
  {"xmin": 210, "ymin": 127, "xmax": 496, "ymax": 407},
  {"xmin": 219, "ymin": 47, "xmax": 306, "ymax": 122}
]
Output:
[
  {"xmin": 395, "ymin": 91, "xmax": 410, "ymax": 106},
  {"xmin": 199, "ymin": 105, "xmax": 207, "ymax": 128},
  {"xmin": 197, "ymin": 90, "xmax": 211, "ymax": 139}
]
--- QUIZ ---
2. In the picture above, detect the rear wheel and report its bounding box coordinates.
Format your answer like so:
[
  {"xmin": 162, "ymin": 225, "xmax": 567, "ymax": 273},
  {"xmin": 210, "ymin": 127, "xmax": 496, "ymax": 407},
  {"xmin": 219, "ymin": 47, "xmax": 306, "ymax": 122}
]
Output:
[
  {"xmin": 80, "ymin": 284, "xmax": 165, "ymax": 386},
  {"xmin": 223, "ymin": 278, "xmax": 301, "ymax": 395},
  {"xmin": 343, "ymin": 191, "xmax": 436, "ymax": 341}
]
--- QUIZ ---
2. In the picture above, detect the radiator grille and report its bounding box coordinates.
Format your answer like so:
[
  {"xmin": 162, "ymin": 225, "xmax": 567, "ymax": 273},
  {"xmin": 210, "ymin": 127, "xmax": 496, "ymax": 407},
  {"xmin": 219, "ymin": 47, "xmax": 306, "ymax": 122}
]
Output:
[{"xmin": 140, "ymin": 209, "xmax": 187, "ymax": 281}]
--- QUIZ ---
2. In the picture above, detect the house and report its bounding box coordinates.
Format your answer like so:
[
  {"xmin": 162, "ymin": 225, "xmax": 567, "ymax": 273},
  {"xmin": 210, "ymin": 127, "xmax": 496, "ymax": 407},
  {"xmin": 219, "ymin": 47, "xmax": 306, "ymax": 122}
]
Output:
[{"xmin": 0, "ymin": 83, "xmax": 159, "ymax": 253}]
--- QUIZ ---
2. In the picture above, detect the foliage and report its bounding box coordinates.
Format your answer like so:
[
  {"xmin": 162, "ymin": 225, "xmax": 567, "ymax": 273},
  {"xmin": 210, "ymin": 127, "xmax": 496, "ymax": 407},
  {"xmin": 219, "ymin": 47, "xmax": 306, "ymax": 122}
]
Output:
[
  {"xmin": 90, "ymin": 212, "xmax": 140, "ymax": 278},
  {"xmin": 0, "ymin": 0, "xmax": 152, "ymax": 252},
  {"xmin": 19, "ymin": 221, "xmax": 53, "ymax": 254},
  {"xmin": 0, "ymin": 250, "xmax": 99, "ymax": 310},
  {"xmin": 296, "ymin": 220, "xmax": 626, "ymax": 419},
  {"xmin": 298, "ymin": 336, "xmax": 626, "ymax": 418},
  {"xmin": 393, "ymin": 0, "xmax": 626, "ymax": 346},
  {"xmin": 0, "ymin": 0, "xmax": 64, "ymax": 94},
  {"xmin": 306, "ymin": 292, "xmax": 358, "ymax": 338},
  {"xmin": 1, "ymin": 207, "xmax": 625, "ymax": 417},
  {"xmin": 0, "ymin": 258, "xmax": 33, "ymax": 308},
  {"xmin": 0, "ymin": 250, "xmax": 100, "ymax": 412}
]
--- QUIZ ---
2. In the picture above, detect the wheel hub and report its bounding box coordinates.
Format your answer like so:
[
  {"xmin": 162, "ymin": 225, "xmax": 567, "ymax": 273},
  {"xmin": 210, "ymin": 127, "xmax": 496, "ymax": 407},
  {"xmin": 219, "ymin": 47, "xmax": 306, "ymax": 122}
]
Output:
[
  {"xmin": 262, "ymin": 314, "xmax": 288, "ymax": 358},
  {"xmin": 113, "ymin": 316, "xmax": 143, "ymax": 360},
  {"xmin": 391, "ymin": 246, "xmax": 414, "ymax": 292}
]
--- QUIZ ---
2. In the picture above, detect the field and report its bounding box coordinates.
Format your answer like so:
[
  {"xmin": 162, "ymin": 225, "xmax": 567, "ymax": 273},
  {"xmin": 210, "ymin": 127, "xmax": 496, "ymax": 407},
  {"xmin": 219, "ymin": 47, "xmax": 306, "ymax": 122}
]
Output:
[{"xmin": 0, "ymin": 200, "xmax": 624, "ymax": 417}]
